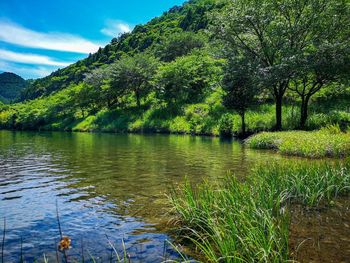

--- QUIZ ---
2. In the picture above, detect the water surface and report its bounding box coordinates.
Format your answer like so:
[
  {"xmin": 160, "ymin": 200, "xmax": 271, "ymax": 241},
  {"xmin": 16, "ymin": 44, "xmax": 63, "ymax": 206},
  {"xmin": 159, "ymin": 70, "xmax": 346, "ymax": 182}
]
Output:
[{"xmin": 0, "ymin": 131, "xmax": 321, "ymax": 262}]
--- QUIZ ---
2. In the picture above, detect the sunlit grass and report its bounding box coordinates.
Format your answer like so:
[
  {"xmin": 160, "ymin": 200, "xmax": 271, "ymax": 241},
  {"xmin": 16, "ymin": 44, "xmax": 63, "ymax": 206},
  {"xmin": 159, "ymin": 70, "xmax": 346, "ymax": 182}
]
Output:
[
  {"xmin": 170, "ymin": 161, "xmax": 350, "ymax": 262},
  {"xmin": 246, "ymin": 126, "xmax": 350, "ymax": 158}
]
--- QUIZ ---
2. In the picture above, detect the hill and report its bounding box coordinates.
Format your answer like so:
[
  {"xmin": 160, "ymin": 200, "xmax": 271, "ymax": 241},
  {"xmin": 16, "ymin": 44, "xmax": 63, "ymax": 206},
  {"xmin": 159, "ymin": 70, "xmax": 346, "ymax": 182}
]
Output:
[
  {"xmin": 0, "ymin": 0, "xmax": 349, "ymax": 136},
  {"xmin": 0, "ymin": 72, "xmax": 27, "ymax": 103},
  {"xmin": 20, "ymin": 0, "xmax": 225, "ymax": 101}
]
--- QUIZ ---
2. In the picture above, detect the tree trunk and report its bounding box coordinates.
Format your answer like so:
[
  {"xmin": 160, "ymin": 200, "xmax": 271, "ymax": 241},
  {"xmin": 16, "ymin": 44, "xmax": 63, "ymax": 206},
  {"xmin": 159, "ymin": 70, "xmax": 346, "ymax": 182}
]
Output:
[
  {"xmin": 136, "ymin": 90, "xmax": 141, "ymax": 108},
  {"xmin": 275, "ymin": 94, "xmax": 283, "ymax": 131},
  {"xmin": 241, "ymin": 111, "xmax": 246, "ymax": 136},
  {"xmin": 300, "ymin": 96, "xmax": 310, "ymax": 129},
  {"xmin": 274, "ymin": 81, "xmax": 289, "ymax": 131}
]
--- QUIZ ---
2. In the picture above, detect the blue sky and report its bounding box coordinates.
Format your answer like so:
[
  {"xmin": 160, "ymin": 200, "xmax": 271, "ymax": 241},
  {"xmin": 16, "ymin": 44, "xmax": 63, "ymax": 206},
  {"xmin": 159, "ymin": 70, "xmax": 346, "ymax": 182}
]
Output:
[{"xmin": 0, "ymin": 0, "xmax": 186, "ymax": 79}]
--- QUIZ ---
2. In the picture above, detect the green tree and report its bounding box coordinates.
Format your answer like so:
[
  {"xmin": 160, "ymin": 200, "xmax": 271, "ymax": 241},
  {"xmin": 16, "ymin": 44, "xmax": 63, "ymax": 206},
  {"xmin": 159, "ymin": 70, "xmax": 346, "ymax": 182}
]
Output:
[
  {"xmin": 71, "ymin": 83, "xmax": 101, "ymax": 117},
  {"xmin": 84, "ymin": 67, "xmax": 114, "ymax": 109},
  {"xmin": 290, "ymin": 44, "xmax": 350, "ymax": 128},
  {"xmin": 222, "ymin": 58, "xmax": 259, "ymax": 136},
  {"xmin": 212, "ymin": 0, "xmax": 349, "ymax": 130},
  {"xmin": 155, "ymin": 52, "xmax": 223, "ymax": 106},
  {"xmin": 156, "ymin": 31, "xmax": 206, "ymax": 62},
  {"xmin": 108, "ymin": 53, "xmax": 159, "ymax": 108}
]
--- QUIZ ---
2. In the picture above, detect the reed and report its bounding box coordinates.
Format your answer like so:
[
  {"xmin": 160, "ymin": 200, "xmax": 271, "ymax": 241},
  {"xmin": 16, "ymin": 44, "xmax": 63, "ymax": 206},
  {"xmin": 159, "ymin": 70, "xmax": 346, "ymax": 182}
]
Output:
[
  {"xmin": 170, "ymin": 161, "xmax": 350, "ymax": 262},
  {"xmin": 1, "ymin": 218, "xmax": 5, "ymax": 263}
]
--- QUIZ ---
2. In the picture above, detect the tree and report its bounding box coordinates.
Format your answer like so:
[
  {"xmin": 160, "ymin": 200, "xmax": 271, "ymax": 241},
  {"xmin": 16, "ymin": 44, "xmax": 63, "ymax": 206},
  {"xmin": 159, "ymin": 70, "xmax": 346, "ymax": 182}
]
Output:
[
  {"xmin": 84, "ymin": 67, "xmax": 114, "ymax": 109},
  {"xmin": 156, "ymin": 31, "xmax": 206, "ymax": 62},
  {"xmin": 212, "ymin": 0, "xmax": 350, "ymax": 130},
  {"xmin": 108, "ymin": 53, "xmax": 159, "ymax": 108},
  {"xmin": 71, "ymin": 83, "xmax": 101, "ymax": 117},
  {"xmin": 222, "ymin": 57, "xmax": 259, "ymax": 136},
  {"xmin": 155, "ymin": 52, "xmax": 223, "ymax": 106},
  {"xmin": 290, "ymin": 44, "xmax": 350, "ymax": 128}
]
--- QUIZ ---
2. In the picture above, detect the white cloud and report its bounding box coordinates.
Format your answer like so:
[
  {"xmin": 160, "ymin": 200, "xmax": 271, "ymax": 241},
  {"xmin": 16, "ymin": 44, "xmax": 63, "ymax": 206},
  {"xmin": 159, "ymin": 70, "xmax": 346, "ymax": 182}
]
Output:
[
  {"xmin": 0, "ymin": 49, "xmax": 71, "ymax": 67},
  {"xmin": 101, "ymin": 20, "xmax": 132, "ymax": 37},
  {"xmin": 0, "ymin": 20, "xmax": 101, "ymax": 54},
  {"xmin": 0, "ymin": 60, "xmax": 57, "ymax": 79}
]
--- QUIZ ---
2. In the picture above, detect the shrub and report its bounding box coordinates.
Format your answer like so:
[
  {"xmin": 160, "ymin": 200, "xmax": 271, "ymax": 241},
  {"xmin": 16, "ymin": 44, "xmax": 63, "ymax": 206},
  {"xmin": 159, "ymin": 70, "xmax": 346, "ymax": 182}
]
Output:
[{"xmin": 218, "ymin": 113, "xmax": 233, "ymax": 136}]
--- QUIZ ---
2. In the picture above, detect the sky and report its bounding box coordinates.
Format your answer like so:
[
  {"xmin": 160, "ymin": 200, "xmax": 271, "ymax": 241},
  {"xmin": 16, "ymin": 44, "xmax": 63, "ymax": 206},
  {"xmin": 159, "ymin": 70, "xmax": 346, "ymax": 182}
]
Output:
[{"xmin": 0, "ymin": 0, "xmax": 186, "ymax": 79}]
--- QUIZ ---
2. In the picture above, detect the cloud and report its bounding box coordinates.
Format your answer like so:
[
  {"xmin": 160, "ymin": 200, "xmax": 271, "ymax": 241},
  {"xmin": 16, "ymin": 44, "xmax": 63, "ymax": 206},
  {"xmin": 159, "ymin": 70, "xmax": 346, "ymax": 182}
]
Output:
[
  {"xmin": 0, "ymin": 60, "xmax": 57, "ymax": 79},
  {"xmin": 0, "ymin": 49, "xmax": 71, "ymax": 67},
  {"xmin": 0, "ymin": 20, "xmax": 101, "ymax": 54},
  {"xmin": 101, "ymin": 20, "xmax": 132, "ymax": 37}
]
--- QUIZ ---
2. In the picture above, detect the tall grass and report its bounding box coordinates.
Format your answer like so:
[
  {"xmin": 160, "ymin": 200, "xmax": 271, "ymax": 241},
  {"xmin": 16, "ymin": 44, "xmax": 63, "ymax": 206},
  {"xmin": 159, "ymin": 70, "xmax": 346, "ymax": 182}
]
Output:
[
  {"xmin": 170, "ymin": 162, "xmax": 350, "ymax": 262},
  {"xmin": 246, "ymin": 126, "xmax": 350, "ymax": 158}
]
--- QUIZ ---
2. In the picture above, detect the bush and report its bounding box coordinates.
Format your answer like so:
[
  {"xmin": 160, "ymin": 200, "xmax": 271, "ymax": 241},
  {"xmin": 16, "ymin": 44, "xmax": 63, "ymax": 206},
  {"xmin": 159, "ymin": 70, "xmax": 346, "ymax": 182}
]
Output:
[{"xmin": 218, "ymin": 113, "xmax": 233, "ymax": 136}]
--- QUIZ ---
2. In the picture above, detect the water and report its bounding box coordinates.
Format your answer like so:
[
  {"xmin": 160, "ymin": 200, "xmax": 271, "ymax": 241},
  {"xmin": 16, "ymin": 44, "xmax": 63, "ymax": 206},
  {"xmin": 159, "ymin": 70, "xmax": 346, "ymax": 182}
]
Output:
[{"xmin": 0, "ymin": 131, "xmax": 327, "ymax": 262}]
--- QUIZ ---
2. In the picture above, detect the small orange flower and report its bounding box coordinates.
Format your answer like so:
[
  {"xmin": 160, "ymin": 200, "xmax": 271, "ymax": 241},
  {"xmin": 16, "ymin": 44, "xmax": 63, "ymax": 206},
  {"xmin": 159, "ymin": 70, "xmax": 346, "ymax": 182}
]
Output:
[{"xmin": 58, "ymin": 236, "xmax": 71, "ymax": 251}]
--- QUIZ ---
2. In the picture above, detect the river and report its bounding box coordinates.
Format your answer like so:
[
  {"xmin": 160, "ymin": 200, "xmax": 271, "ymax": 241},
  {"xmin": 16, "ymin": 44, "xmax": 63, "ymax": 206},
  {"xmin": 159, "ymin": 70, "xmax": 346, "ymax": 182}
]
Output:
[{"xmin": 0, "ymin": 130, "xmax": 344, "ymax": 262}]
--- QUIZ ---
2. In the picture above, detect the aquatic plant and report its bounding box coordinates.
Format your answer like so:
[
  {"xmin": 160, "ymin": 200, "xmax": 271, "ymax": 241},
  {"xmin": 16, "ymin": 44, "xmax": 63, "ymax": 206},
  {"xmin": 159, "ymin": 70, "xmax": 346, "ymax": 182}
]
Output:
[{"xmin": 170, "ymin": 161, "xmax": 350, "ymax": 262}]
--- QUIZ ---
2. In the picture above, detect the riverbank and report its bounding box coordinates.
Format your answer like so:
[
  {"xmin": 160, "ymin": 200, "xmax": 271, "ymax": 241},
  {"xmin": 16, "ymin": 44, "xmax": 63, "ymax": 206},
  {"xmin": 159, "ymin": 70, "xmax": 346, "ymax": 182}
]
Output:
[
  {"xmin": 246, "ymin": 126, "xmax": 350, "ymax": 158},
  {"xmin": 170, "ymin": 161, "xmax": 350, "ymax": 262},
  {"xmin": 1, "ymin": 96, "xmax": 349, "ymax": 137}
]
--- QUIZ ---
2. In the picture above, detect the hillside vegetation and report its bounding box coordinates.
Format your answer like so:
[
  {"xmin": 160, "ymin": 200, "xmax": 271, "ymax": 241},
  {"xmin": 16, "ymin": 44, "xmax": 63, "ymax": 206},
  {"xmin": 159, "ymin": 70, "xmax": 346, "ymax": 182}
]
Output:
[
  {"xmin": 0, "ymin": 0, "xmax": 349, "ymax": 137},
  {"xmin": 0, "ymin": 72, "xmax": 27, "ymax": 103}
]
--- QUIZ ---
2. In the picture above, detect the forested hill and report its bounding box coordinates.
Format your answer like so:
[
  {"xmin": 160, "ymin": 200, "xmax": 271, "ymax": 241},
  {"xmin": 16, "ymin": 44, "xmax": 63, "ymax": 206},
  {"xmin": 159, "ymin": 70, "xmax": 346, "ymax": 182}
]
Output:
[
  {"xmin": 21, "ymin": 0, "xmax": 225, "ymax": 100},
  {"xmin": 1, "ymin": 0, "xmax": 349, "ymax": 135},
  {"xmin": 0, "ymin": 72, "xmax": 27, "ymax": 103}
]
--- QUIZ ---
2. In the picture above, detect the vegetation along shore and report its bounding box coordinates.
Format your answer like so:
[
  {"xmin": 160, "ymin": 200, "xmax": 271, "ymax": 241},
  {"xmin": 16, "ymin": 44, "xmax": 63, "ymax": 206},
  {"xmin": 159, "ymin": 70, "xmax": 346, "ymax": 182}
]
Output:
[
  {"xmin": 0, "ymin": 0, "xmax": 349, "ymax": 138},
  {"xmin": 170, "ymin": 161, "xmax": 350, "ymax": 262},
  {"xmin": 0, "ymin": 0, "xmax": 349, "ymax": 262}
]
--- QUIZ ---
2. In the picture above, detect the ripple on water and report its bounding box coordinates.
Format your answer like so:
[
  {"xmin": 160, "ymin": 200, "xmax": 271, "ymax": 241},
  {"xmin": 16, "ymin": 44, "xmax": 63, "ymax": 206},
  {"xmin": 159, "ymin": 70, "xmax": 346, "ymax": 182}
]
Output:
[{"xmin": 1, "ymin": 131, "xmax": 343, "ymax": 262}]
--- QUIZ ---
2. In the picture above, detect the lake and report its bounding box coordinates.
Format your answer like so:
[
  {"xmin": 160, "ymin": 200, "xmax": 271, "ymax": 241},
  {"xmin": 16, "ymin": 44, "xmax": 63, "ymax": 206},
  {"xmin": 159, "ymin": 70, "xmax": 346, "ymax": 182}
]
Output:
[{"xmin": 0, "ymin": 130, "xmax": 328, "ymax": 262}]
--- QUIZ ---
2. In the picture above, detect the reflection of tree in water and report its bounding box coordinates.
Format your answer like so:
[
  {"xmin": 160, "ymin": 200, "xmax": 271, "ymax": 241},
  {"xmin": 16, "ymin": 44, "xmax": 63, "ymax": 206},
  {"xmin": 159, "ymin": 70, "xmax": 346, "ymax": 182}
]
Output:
[{"xmin": 0, "ymin": 131, "xmax": 337, "ymax": 261}]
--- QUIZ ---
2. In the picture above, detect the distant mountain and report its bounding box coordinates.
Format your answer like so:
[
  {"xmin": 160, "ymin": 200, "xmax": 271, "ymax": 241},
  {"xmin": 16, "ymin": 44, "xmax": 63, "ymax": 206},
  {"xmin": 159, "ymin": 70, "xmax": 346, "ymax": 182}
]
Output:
[{"xmin": 0, "ymin": 72, "xmax": 27, "ymax": 103}]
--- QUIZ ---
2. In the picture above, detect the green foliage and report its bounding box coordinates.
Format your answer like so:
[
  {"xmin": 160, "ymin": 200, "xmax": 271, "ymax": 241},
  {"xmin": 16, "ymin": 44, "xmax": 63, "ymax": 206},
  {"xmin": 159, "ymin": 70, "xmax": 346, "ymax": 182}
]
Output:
[
  {"xmin": 212, "ymin": 0, "xmax": 350, "ymax": 130},
  {"xmin": 1, "ymin": 0, "xmax": 349, "ymax": 137},
  {"xmin": 246, "ymin": 130, "xmax": 350, "ymax": 158},
  {"xmin": 218, "ymin": 113, "xmax": 233, "ymax": 136},
  {"xmin": 170, "ymin": 161, "xmax": 350, "ymax": 262},
  {"xmin": 0, "ymin": 72, "xmax": 27, "ymax": 102},
  {"xmin": 19, "ymin": 0, "xmax": 223, "ymax": 100},
  {"xmin": 155, "ymin": 52, "xmax": 223, "ymax": 106},
  {"xmin": 222, "ymin": 57, "xmax": 260, "ymax": 135},
  {"xmin": 108, "ymin": 53, "xmax": 160, "ymax": 108},
  {"xmin": 306, "ymin": 110, "xmax": 350, "ymax": 131},
  {"xmin": 155, "ymin": 31, "xmax": 206, "ymax": 62}
]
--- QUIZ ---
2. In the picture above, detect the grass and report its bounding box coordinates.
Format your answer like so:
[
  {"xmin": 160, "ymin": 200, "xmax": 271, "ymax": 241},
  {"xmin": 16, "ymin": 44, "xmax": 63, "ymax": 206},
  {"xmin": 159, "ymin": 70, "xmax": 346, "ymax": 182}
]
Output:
[
  {"xmin": 170, "ymin": 161, "xmax": 350, "ymax": 262},
  {"xmin": 246, "ymin": 125, "xmax": 350, "ymax": 158},
  {"xmin": 2, "ymin": 83, "xmax": 349, "ymax": 136}
]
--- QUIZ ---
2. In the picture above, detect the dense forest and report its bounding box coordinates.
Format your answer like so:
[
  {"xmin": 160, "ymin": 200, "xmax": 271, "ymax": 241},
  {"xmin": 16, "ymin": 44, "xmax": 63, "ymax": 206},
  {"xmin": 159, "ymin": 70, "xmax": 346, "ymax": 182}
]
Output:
[
  {"xmin": 0, "ymin": 0, "xmax": 349, "ymax": 136},
  {"xmin": 0, "ymin": 72, "xmax": 27, "ymax": 103}
]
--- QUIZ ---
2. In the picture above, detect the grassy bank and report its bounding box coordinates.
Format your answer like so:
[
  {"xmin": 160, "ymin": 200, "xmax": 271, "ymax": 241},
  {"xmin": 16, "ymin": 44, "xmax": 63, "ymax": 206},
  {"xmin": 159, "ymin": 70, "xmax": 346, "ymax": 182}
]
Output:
[
  {"xmin": 246, "ymin": 127, "xmax": 350, "ymax": 158},
  {"xmin": 170, "ymin": 162, "xmax": 350, "ymax": 262},
  {"xmin": 1, "ymin": 98, "xmax": 349, "ymax": 137},
  {"xmin": 1, "ymin": 83, "xmax": 349, "ymax": 136}
]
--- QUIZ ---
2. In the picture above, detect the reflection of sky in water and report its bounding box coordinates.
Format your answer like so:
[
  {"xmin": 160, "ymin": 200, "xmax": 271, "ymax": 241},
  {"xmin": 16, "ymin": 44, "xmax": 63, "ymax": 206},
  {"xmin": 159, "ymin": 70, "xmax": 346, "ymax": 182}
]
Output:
[{"xmin": 0, "ymin": 131, "xmax": 326, "ymax": 261}]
